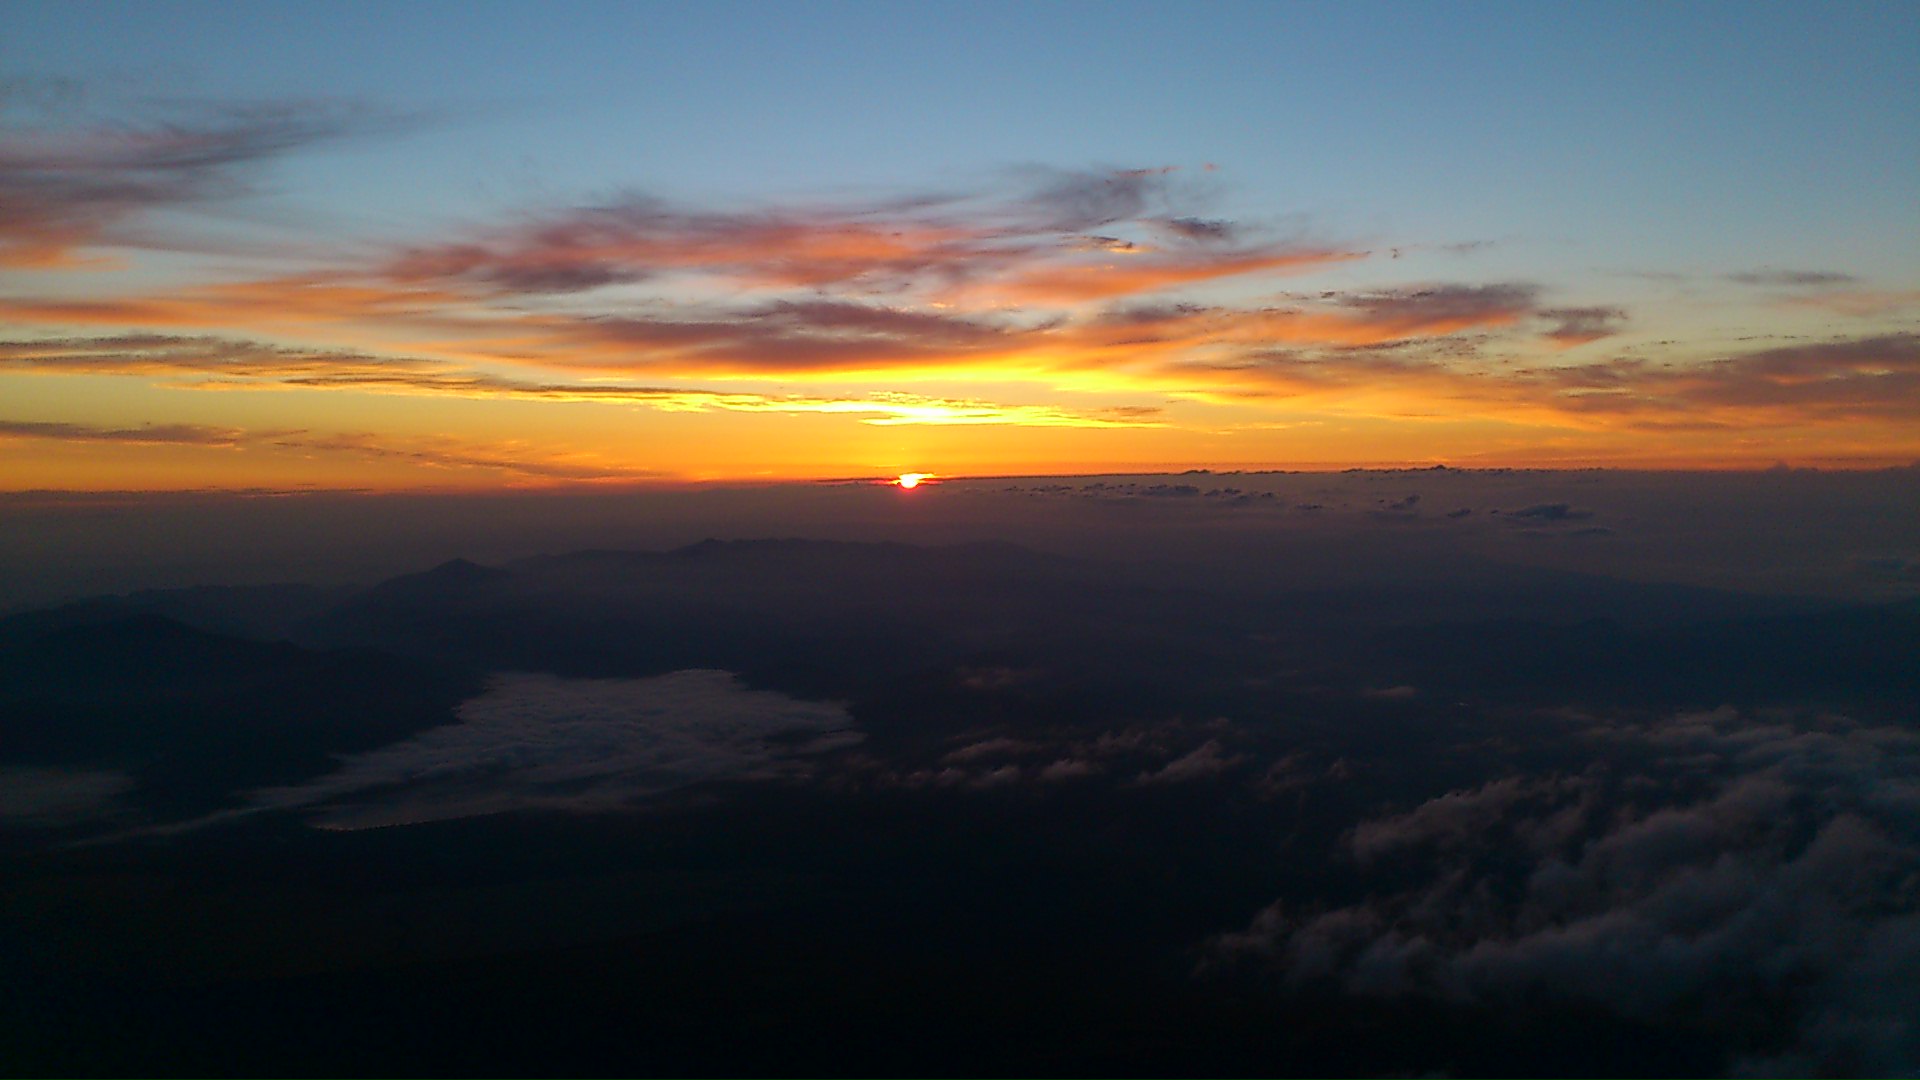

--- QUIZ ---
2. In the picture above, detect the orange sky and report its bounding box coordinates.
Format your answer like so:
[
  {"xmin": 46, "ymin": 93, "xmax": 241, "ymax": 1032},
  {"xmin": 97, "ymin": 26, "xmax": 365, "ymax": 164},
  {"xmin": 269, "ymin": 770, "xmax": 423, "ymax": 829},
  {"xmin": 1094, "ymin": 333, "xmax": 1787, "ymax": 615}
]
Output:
[{"xmin": 4, "ymin": 86, "xmax": 1917, "ymax": 489}]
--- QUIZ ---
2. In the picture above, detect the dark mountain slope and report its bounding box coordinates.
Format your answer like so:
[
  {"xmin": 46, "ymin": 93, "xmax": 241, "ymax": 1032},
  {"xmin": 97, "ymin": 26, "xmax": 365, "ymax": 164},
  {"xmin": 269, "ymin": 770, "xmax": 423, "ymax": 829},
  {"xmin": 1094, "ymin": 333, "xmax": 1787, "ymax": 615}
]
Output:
[{"xmin": 0, "ymin": 615, "xmax": 481, "ymax": 811}]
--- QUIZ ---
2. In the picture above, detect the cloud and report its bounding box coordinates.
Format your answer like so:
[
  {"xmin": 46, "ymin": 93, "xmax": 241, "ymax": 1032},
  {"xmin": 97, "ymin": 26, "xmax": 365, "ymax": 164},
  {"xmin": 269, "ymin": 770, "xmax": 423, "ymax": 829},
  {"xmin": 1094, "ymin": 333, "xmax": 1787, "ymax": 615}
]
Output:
[
  {"xmin": 942, "ymin": 736, "xmax": 1040, "ymax": 764},
  {"xmin": 0, "ymin": 274, "xmax": 463, "ymax": 328},
  {"xmin": 0, "ymin": 75, "xmax": 86, "ymax": 117},
  {"xmin": 0, "ymin": 97, "xmax": 402, "ymax": 267},
  {"xmin": 863, "ymin": 721, "xmax": 1242, "ymax": 794},
  {"xmin": 1347, "ymin": 774, "xmax": 1580, "ymax": 863},
  {"xmin": 1780, "ymin": 289, "xmax": 1920, "ymax": 318},
  {"xmin": 0, "ymin": 766, "xmax": 131, "ymax": 826},
  {"xmin": 1726, "ymin": 270, "xmax": 1859, "ymax": 287},
  {"xmin": 0, "ymin": 418, "xmax": 253, "ymax": 446},
  {"xmin": 1136, "ymin": 738, "xmax": 1245, "ymax": 784},
  {"xmin": 1509, "ymin": 502, "xmax": 1592, "ymax": 521},
  {"xmin": 5, "ymin": 144, "xmax": 1905, "ymax": 447},
  {"xmin": 1540, "ymin": 306, "xmax": 1627, "ymax": 344},
  {"xmin": 548, "ymin": 299, "xmax": 1024, "ymax": 375},
  {"xmin": 266, "ymin": 430, "xmax": 665, "ymax": 482},
  {"xmin": 1328, "ymin": 283, "xmax": 1539, "ymax": 338},
  {"xmin": 0, "ymin": 415, "xmax": 664, "ymax": 481},
  {"xmin": 1038, "ymin": 758, "xmax": 1103, "ymax": 782},
  {"xmin": 1155, "ymin": 216, "xmax": 1238, "ymax": 244},
  {"xmin": 374, "ymin": 167, "xmax": 1334, "ymax": 309},
  {"xmin": 992, "ymin": 246, "xmax": 1362, "ymax": 304},
  {"xmin": 883, "ymin": 763, "xmax": 1034, "ymax": 791},
  {"xmin": 1020, "ymin": 165, "xmax": 1181, "ymax": 232},
  {"xmin": 1086, "ymin": 311, "xmax": 1914, "ymax": 436},
  {"xmin": 1533, "ymin": 333, "xmax": 1920, "ymax": 425},
  {"xmin": 1359, "ymin": 684, "xmax": 1419, "ymax": 700},
  {"xmin": 0, "ymin": 333, "xmax": 442, "ymax": 378},
  {"xmin": 0, "ymin": 178, "xmax": 1611, "ymax": 422},
  {"xmin": 246, "ymin": 670, "xmax": 860, "ymax": 829},
  {"xmin": 385, "ymin": 196, "xmax": 1011, "ymax": 296},
  {"xmin": 1207, "ymin": 708, "xmax": 1920, "ymax": 1075},
  {"xmin": 0, "ymin": 335, "xmax": 1162, "ymax": 430}
]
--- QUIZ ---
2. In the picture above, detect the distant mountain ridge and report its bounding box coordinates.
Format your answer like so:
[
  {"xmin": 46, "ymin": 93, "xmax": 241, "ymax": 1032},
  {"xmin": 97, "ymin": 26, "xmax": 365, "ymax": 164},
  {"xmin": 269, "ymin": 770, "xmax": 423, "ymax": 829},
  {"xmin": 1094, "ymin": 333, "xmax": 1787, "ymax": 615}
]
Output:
[{"xmin": 4, "ymin": 538, "xmax": 1910, "ymax": 742}]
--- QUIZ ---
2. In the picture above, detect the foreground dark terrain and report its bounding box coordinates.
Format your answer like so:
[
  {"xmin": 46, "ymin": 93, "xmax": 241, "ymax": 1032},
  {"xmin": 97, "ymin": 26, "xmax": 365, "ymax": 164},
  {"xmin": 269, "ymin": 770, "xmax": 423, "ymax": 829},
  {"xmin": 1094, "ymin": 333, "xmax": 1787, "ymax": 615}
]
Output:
[{"xmin": 3, "ymin": 471, "xmax": 1917, "ymax": 1076}]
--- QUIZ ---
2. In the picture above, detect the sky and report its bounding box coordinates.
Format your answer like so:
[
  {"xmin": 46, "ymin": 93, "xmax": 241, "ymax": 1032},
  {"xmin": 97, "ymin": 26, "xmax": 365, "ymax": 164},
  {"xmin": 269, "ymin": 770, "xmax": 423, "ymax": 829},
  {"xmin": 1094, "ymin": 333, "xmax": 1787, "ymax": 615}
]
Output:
[{"xmin": 2, "ymin": 0, "xmax": 1917, "ymax": 489}]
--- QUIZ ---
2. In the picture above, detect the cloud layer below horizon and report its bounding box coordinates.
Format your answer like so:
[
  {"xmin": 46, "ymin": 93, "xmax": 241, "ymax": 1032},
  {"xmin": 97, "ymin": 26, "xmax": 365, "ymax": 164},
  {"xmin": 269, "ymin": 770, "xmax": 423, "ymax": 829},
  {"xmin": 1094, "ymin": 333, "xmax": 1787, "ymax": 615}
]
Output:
[
  {"xmin": 243, "ymin": 670, "xmax": 860, "ymax": 830},
  {"xmin": 1205, "ymin": 706, "xmax": 1920, "ymax": 1075}
]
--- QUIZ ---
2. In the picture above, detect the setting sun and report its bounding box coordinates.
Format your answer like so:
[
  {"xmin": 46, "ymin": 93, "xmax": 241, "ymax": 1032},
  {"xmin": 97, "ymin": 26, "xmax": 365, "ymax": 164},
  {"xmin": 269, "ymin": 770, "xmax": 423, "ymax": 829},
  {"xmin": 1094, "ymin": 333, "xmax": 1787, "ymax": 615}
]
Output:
[{"xmin": 896, "ymin": 473, "xmax": 932, "ymax": 488}]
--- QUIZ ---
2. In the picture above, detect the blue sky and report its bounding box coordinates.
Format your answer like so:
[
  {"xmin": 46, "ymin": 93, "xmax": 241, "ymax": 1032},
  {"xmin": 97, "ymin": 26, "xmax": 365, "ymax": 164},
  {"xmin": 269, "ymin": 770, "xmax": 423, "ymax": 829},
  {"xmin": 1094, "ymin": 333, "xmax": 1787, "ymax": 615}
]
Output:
[
  {"xmin": 13, "ymin": 0, "xmax": 1913, "ymax": 268},
  {"xmin": 2, "ymin": 1, "xmax": 1916, "ymax": 484}
]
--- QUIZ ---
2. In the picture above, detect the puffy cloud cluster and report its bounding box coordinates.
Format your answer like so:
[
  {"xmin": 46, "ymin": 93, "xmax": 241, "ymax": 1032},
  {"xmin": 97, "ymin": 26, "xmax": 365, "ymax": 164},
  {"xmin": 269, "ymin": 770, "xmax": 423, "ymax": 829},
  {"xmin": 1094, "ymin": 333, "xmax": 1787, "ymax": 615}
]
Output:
[{"xmin": 1207, "ymin": 707, "xmax": 1920, "ymax": 1076}]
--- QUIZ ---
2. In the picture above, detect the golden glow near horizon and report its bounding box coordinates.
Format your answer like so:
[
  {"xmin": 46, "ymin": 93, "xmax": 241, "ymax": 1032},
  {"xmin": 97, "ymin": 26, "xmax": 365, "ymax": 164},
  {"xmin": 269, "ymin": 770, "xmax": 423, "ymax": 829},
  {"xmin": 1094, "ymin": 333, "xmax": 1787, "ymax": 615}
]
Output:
[{"xmin": 1, "ymin": 111, "xmax": 1916, "ymax": 490}]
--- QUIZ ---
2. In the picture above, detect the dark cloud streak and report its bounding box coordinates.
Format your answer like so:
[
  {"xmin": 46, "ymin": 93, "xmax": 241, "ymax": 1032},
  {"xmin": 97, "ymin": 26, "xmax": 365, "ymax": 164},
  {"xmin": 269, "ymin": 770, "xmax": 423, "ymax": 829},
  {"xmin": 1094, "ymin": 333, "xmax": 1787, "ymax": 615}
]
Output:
[
  {"xmin": 0, "ymin": 97, "xmax": 407, "ymax": 266},
  {"xmin": 1727, "ymin": 269, "xmax": 1859, "ymax": 287}
]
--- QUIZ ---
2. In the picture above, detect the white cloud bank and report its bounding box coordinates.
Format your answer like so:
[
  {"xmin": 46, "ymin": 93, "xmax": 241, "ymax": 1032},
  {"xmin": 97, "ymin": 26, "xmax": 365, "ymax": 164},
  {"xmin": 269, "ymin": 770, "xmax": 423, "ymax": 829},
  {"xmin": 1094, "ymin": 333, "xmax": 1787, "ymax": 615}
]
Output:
[{"xmin": 248, "ymin": 669, "xmax": 860, "ymax": 830}]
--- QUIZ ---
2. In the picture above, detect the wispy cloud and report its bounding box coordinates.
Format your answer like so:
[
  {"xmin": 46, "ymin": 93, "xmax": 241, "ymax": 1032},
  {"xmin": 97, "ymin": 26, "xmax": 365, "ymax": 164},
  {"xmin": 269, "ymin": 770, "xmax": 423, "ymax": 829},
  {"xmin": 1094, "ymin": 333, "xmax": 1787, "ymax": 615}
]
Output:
[
  {"xmin": 1726, "ymin": 269, "xmax": 1859, "ymax": 287},
  {"xmin": 1780, "ymin": 289, "xmax": 1920, "ymax": 318},
  {"xmin": 0, "ymin": 766, "xmax": 132, "ymax": 826},
  {"xmin": 7, "ymin": 129, "xmax": 1906, "ymax": 459},
  {"xmin": 376, "ymin": 169, "xmax": 1364, "ymax": 309},
  {"xmin": 0, "ymin": 97, "xmax": 403, "ymax": 267},
  {"xmin": 1326, "ymin": 283, "xmax": 1539, "ymax": 338},
  {"xmin": 0, "ymin": 333, "xmax": 441, "ymax": 377},
  {"xmin": 9, "ymin": 324, "xmax": 1908, "ymax": 441},
  {"xmin": 0, "ymin": 334, "xmax": 1162, "ymax": 428},
  {"xmin": 0, "ymin": 415, "xmax": 662, "ymax": 481},
  {"xmin": 0, "ymin": 418, "xmax": 254, "ymax": 446},
  {"xmin": 1526, "ymin": 333, "xmax": 1920, "ymax": 426},
  {"xmin": 1161, "ymin": 332, "xmax": 1920, "ymax": 430}
]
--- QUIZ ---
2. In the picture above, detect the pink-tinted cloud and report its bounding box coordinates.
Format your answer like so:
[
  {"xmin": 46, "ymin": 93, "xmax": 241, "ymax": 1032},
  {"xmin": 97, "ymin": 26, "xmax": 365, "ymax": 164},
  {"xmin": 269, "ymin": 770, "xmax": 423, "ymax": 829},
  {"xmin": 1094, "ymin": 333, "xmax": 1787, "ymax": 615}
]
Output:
[
  {"xmin": 0, "ymin": 99, "xmax": 400, "ymax": 267},
  {"xmin": 991, "ymin": 246, "xmax": 1363, "ymax": 304},
  {"xmin": 1540, "ymin": 306, "xmax": 1628, "ymax": 345},
  {"xmin": 1780, "ymin": 289, "xmax": 1920, "ymax": 318},
  {"xmin": 0, "ymin": 414, "xmax": 661, "ymax": 481}
]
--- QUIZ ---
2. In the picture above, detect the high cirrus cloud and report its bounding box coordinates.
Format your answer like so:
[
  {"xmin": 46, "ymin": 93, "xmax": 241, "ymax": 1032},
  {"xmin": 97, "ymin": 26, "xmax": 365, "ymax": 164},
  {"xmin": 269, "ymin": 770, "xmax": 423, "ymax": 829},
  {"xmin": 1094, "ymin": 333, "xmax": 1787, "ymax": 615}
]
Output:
[
  {"xmin": 7, "ymin": 325, "xmax": 1909, "ymax": 442},
  {"xmin": 1726, "ymin": 269, "xmax": 1860, "ymax": 287},
  {"xmin": 13, "ymin": 124, "xmax": 1910, "ymax": 446},
  {"xmin": 0, "ymin": 333, "xmax": 1164, "ymax": 429},
  {"xmin": 385, "ymin": 198, "xmax": 1005, "ymax": 296},
  {"xmin": 1326, "ymin": 283, "xmax": 1540, "ymax": 338},
  {"xmin": 0, "ymin": 333, "xmax": 442, "ymax": 378},
  {"xmin": 0, "ymin": 97, "xmax": 403, "ymax": 267},
  {"xmin": 0, "ymin": 415, "xmax": 665, "ymax": 481},
  {"xmin": 378, "ymin": 167, "xmax": 1364, "ymax": 308},
  {"xmin": 1531, "ymin": 333, "xmax": 1920, "ymax": 425},
  {"xmin": 1160, "ymin": 332, "xmax": 1920, "ymax": 432}
]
